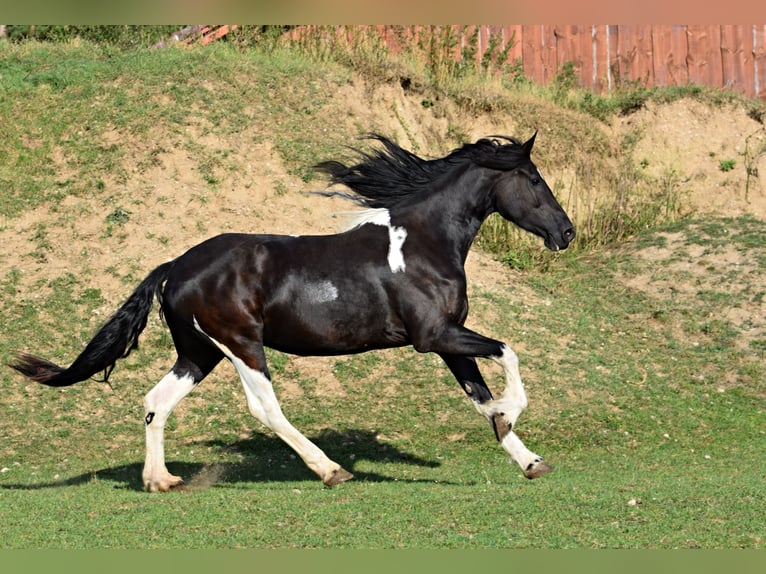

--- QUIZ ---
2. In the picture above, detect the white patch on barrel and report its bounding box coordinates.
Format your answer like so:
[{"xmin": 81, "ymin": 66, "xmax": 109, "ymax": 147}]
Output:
[
  {"xmin": 305, "ymin": 280, "xmax": 339, "ymax": 303},
  {"xmin": 342, "ymin": 208, "xmax": 407, "ymax": 273}
]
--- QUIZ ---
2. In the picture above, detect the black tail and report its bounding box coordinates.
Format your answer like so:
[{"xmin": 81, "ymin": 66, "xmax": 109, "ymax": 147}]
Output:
[{"xmin": 9, "ymin": 261, "xmax": 175, "ymax": 387}]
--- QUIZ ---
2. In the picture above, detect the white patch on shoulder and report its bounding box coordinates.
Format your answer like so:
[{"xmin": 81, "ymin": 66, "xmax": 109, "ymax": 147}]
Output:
[
  {"xmin": 341, "ymin": 208, "xmax": 407, "ymax": 273},
  {"xmin": 304, "ymin": 280, "xmax": 339, "ymax": 303},
  {"xmin": 387, "ymin": 225, "xmax": 407, "ymax": 273}
]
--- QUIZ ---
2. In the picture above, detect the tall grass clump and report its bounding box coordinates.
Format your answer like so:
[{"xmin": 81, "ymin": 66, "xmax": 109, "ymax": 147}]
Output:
[
  {"xmin": 276, "ymin": 25, "xmax": 522, "ymax": 112},
  {"xmin": 264, "ymin": 25, "xmax": 406, "ymax": 85}
]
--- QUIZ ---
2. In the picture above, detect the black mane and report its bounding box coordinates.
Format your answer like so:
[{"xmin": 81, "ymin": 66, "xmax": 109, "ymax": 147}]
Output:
[{"xmin": 315, "ymin": 133, "xmax": 532, "ymax": 209}]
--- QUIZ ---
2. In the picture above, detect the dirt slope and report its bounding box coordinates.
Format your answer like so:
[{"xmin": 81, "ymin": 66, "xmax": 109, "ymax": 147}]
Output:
[
  {"xmin": 2, "ymin": 78, "xmax": 765, "ymax": 395},
  {"xmin": 617, "ymin": 97, "xmax": 766, "ymax": 218}
]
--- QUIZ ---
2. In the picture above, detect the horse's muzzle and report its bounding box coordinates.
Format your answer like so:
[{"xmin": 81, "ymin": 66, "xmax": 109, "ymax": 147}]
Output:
[{"xmin": 545, "ymin": 226, "xmax": 575, "ymax": 251}]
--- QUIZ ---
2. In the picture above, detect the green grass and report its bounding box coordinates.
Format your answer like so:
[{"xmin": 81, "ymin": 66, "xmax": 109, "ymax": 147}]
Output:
[{"xmin": 0, "ymin": 39, "xmax": 764, "ymax": 549}]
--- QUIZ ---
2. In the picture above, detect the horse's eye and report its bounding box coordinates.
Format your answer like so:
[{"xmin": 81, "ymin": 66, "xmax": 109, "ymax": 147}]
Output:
[{"xmin": 530, "ymin": 176, "xmax": 541, "ymax": 186}]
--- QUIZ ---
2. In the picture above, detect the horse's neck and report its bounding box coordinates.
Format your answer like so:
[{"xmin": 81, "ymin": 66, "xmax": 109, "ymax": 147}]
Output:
[{"xmin": 399, "ymin": 171, "xmax": 495, "ymax": 265}]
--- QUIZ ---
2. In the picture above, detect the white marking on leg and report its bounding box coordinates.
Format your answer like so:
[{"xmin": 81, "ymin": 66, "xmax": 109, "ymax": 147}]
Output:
[
  {"xmin": 339, "ymin": 208, "xmax": 407, "ymax": 273},
  {"xmin": 233, "ymin": 357, "xmax": 341, "ymax": 480},
  {"xmin": 475, "ymin": 345, "xmax": 528, "ymax": 428},
  {"xmin": 143, "ymin": 370, "xmax": 197, "ymax": 491},
  {"xmin": 460, "ymin": 345, "xmax": 549, "ymax": 478},
  {"xmin": 500, "ymin": 430, "xmax": 543, "ymax": 473},
  {"xmin": 192, "ymin": 318, "xmax": 344, "ymax": 483}
]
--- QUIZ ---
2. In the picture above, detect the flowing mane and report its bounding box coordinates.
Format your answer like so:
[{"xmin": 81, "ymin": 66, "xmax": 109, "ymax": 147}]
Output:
[{"xmin": 314, "ymin": 133, "xmax": 532, "ymax": 209}]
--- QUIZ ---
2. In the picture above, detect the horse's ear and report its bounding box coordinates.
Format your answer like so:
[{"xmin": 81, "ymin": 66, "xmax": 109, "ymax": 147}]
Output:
[{"xmin": 522, "ymin": 131, "xmax": 537, "ymax": 153}]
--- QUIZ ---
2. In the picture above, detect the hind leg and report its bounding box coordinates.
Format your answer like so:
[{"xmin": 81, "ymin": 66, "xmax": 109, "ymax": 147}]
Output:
[
  {"xmin": 233, "ymin": 353, "xmax": 353, "ymax": 486},
  {"xmin": 193, "ymin": 320, "xmax": 352, "ymax": 486},
  {"xmin": 143, "ymin": 332, "xmax": 223, "ymax": 492},
  {"xmin": 143, "ymin": 365, "xmax": 197, "ymax": 492}
]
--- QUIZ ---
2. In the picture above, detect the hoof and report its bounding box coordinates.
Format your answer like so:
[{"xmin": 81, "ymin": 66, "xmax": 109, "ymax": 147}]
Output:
[
  {"xmin": 144, "ymin": 475, "xmax": 186, "ymax": 493},
  {"xmin": 523, "ymin": 460, "xmax": 553, "ymax": 480},
  {"xmin": 323, "ymin": 467, "xmax": 354, "ymax": 487}
]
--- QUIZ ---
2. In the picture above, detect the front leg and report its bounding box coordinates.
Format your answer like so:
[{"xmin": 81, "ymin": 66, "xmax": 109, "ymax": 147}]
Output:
[
  {"xmin": 487, "ymin": 345, "xmax": 529, "ymax": 432},
  {"xmin": 427, "ymin": 326, "xmax": 528, "ymax": 429},
  {"xmin": 439, "ymin": 351, "xmax": 552, "ymax": 479}
]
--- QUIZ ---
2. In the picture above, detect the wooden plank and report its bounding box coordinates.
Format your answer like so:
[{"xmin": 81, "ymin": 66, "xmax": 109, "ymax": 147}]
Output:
[
  {"xmin": 721, "ymin": 25, "xmax": 750, "ymax": 95},
  {"xmin": 592, "ymin": 25, "xmax": 609, "ymax": 93},
  {"xmin": 605, "ymin": 25, "xmax": 620, "ymax": 92},
  {"xmin": 481, "ymin": 25, "xmax": 507, "ymax": 69},
  {"xmin": 522, "ymin": 25, "xmax": 546, "ymax": 85},
  {"xmin": 687, "ymin": 25, "xmax": 724, "ymax": 89},
  {"xmin": 478, "ymin": 25, "xmax": 489, "ymax": 61},
  {"xmin": 552, "ymin": 24, "xmax": 592, "ymax": 89},
  {"xmin": 615, "ymin": 25, "xmax": 654, "ymax": 87},
  {"xmin": 460, "ymin": 24, "xmax": 481, "ymax": 64},
  {"xmin": 755, "ymin": 25, "xmax": 766, "ymax": 99},
  {"xmin": 447, "ymin": 25, "xmax": 463, "ymax": 64},
  {"xmin": 541, "ymin": 25, "xmax": 559, "ymax": 84},
  {"xmin": 582, "ymin": 25, "xmax": 597, "ymax": 91},
  {"xmin": 652, "ymin": 25, "xmax": 690, "ymax": 87},
  {"xmin": 504, "ymin": 25, "xmax": 524, "ymax": 65}
]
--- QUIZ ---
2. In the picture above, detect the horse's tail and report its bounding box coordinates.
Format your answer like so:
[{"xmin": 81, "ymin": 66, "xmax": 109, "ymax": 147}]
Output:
[{"xmin": 9, "ymin": 261, "xmax": 175, "ymax": 388}]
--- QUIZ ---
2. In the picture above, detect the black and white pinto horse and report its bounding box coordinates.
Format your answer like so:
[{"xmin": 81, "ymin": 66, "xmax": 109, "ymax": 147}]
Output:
[{"xmin": 11, "ymin": 133, "xmax": 574, "ymax": 492}]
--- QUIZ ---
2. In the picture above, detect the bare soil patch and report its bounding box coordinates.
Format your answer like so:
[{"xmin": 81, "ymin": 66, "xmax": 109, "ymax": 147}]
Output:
[{"xmin": 614, "ymin": 98, "xmax": 766, "ymax": 219}]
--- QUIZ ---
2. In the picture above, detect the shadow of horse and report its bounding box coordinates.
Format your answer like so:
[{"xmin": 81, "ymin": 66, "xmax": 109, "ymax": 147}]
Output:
[{"xmin": 0, "ymin": 429, "xmax": 449, "ymax": 492}]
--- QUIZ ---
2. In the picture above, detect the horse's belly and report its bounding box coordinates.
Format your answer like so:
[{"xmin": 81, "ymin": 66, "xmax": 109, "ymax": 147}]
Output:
[{"xmin": 262, "ymin": 298, "xmax": 407, "ymax": 356}]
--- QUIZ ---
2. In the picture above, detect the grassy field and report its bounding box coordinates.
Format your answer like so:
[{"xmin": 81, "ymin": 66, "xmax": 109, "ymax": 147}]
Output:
[
  {"xmin": 1, "ymin": 215, "xmax": 764, "ymax": 549},
  {"xmin": 0, "ymin": 39, "xmax": 764, "ymax": 549}
]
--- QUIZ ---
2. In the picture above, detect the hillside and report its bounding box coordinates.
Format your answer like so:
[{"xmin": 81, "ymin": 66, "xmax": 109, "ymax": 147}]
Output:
[
  {"xmin": 1, "ymin": 42, "xmax": 764, "ymax": 549},
  {"xmin": 3, "ymin": 58, "xmax": 765, "ymax": 293},
  {"xmin": 2, "ymin": 48, "xmax": 764, "ymax": 361}
]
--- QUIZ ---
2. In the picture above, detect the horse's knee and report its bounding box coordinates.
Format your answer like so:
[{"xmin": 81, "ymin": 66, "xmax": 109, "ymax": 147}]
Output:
[{"xmin": 462, "ymin": 380, "xmax": 493, "ymax": 403}]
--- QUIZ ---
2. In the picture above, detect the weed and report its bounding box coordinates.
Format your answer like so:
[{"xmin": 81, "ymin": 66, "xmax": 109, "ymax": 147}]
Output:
[
  {"xmin": 743, "ymin": 128, "xmax": 766, "ymax": 201},
  {"xmin": 718, "ymin": 158, "xmax": 736, "ymax": 172},
  {"xmin": 446, "ymin": 124, "xmax": 469, "ymax": 144},
  {"xmin": 105, "ymin": 206, "xmax": 131, "ymax": 225},
  {"xmin": 273, "ymin": 181, "xmax": 289, "ymax": 196}
]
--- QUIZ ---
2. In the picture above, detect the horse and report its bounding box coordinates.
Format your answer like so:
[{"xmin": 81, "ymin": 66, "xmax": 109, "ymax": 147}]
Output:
[{"xmin": 10, "ymin": 132, "xmax": 575, "ymax": 492}]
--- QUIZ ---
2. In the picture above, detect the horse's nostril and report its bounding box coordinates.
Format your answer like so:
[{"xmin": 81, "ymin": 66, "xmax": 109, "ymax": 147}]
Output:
[{"xmin": 564, "ymin": 228, "xmax": 575, "ymax": 239}]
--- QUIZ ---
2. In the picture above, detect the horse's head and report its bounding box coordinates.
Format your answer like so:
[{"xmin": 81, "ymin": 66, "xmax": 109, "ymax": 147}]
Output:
[{"xmin": 488, "ymin": 133, "xmax": 575, "ymax": 251}]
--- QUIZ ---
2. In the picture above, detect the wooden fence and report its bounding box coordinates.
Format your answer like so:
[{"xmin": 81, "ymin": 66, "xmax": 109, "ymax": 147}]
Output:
[
  {"xmin": 511, "ymin": 25, "xmax": 766, "ymax": 99},
  {"xmin": 291, "ymin": 25, "xmax": 766, "ymax": 100}
]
